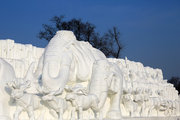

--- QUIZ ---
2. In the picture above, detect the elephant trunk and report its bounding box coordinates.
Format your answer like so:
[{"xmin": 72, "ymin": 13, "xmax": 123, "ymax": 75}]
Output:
[
  {"xmin": 41, "ymin": 31, "xmax": 77, "ymax": 93},
  {"xmin": 42, "ymin": 62, "xmax": 62, "ymax": 92}
]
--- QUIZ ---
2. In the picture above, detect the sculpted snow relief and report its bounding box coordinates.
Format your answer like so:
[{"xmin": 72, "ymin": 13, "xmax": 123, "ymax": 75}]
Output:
[{"xmin": 0, "ymin": 31, "xmax": 179, "ymax": 120}]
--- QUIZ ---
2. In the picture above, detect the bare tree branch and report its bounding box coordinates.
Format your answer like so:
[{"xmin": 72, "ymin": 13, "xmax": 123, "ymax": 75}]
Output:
[{"xmin": 38, "ymin": 16, "xmax": 123, "ymax": 58}]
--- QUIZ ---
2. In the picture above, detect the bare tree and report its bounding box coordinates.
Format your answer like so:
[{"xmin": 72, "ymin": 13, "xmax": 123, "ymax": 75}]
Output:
[
  {"xmin": 38, "ymin": 15, "xmax": 123, "ymax": 58},
  {"xmin": 168, "ymin": 77, "xmax": 180, "ymax": 94},
  {"xmin": 103, "ymin": 27, "xmax": 123, "ymax": 58}
]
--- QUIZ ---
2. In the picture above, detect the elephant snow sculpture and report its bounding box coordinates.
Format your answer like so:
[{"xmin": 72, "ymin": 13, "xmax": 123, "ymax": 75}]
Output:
[
  {"xmin": 0, "ymin": 58, "xmax": 16, "ymax": 120},
  {"xmin": 35, "ymin": 30, "xmax": 123, "ymax": 119},
  {"xmin": 35, "ymin": 30, "xmax": 107, "ymax": 93}
]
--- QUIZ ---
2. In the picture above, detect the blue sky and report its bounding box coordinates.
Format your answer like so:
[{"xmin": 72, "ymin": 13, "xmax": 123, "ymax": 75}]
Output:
[{"xmin": 0, "ymin": 0, "xmax": 180, "ymax": 79}]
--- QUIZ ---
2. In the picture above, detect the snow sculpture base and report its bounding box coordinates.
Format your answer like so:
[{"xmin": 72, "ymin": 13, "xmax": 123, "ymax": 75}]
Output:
[
  {"xmin": 123, "ymin": 117, "xmax": 180, "ymax": 120},
  {"xmin": 0, "ymin": 31, "xmax": 179, "ymax": 120}
]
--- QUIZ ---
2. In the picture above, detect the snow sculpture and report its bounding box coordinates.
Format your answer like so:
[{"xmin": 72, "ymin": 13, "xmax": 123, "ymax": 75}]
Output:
[
  {"xmin": 42, "ymin": 94, "xmax": 67, "ymax": 120},
  {"xmin": 109, "ymin": 58, "xmax": 180, "ymax": 118},
  {"xmin": 0, "ymin": 30, "xmax": 179, "ymax": 120},
  {"xmin": 36, "ymin": 31, "xmax": 123, "ymax": 119},
  {"xmin": 9, "ymin": 83, "xmax": 42, "ymax": 120},
  {"xmin": 65, "ymin": 86, "xmax": 100, "ymax": 120},
  {"xmin": 0, "ymin": 59, "xmax": 16, "ymax": 120}
]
